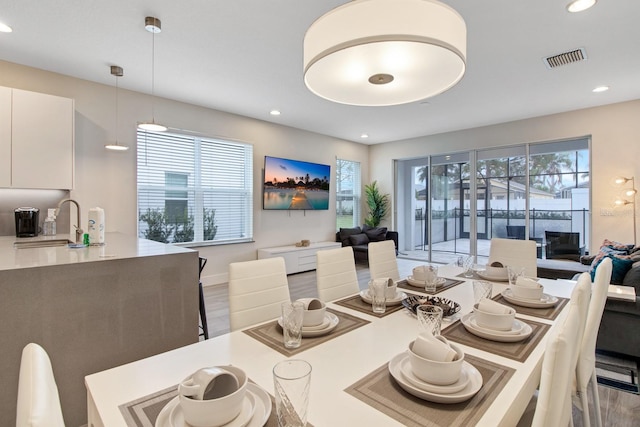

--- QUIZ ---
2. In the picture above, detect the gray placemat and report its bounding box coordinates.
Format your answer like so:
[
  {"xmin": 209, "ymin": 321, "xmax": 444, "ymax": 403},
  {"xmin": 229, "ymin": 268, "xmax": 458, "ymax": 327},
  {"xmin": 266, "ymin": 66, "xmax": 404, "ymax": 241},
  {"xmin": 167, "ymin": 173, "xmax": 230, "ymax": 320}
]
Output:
[
  {"xmin": 397, "ymin": 278, "xmax": 465, "ymax": 295},
  {"xmin": 333, "ymin": 291, "xmax": 421, "ymax": 317},
  {"xmin": 242, "ymin": 308, "xmax": 370, "ymax": 356},
  {"xmin": 441, "ymin": 317, "xmax": 551, "ymax": 362},
  {"xmin": 345, "ymin": 354, "xmax": 515, "ymax": 427},
  {"xmin": 492, "ymin": 293, "xmax": 569, "ymax": 321},
  {"xmin": 118, "ymin": 382, "xmax": 305, "ymax": 427}
]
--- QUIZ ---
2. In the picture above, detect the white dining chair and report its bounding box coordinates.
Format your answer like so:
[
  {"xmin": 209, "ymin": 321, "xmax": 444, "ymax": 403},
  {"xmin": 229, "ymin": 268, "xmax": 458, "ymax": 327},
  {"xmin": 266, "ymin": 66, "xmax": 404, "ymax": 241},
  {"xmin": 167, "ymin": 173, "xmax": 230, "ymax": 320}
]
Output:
[
  {"xmin": 488, "ymin": 237, "xmax": 538, "ymax": 277},
  {"xmin": 228, "ymin": 257, "xmax": 291, "ymax": 331},
  {"xmin": 316, "ymin": 246, "xmax": 360, "ymax": 302},
  {"xmin": 16, "ymin": 343, "xmax": 66, "ymax": 427},
  {"xmin": 518, "ymin": 272, "xmax": 591, "ymax": 427},
  {"xmin": 368, "ymin": 240, "xmax": 400, "ymax": 282},
  {"xmin": 574, "ymin": 257, "xmax": 612, "ymax": 427}
]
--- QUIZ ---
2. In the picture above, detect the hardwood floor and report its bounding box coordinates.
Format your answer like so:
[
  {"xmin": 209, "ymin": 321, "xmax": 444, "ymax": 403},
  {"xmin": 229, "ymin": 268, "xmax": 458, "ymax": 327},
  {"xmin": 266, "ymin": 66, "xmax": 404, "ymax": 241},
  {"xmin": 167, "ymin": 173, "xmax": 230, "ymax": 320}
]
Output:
[{"xmin": 201, "ymin": 258, "xmax": 640, "ymax": 426}]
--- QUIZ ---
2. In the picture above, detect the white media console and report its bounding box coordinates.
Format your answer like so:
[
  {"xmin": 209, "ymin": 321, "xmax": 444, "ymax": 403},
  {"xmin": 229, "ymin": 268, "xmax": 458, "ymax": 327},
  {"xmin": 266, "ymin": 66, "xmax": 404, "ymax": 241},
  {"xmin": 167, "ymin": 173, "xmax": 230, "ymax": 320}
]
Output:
[{"xmin": 257, "ymin": 241, "xmax": 342, "ymax": 274}]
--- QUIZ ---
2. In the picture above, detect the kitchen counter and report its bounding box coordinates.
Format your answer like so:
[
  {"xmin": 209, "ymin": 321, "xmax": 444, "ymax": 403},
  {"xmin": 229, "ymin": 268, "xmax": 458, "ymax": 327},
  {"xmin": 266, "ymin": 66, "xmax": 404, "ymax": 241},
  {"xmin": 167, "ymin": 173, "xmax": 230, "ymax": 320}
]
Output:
[
  {"xmin": 0, "ymin": 232, "xmax": 199, "ymax": 427},
  {"xmin": 0, "ymin": 232, "xmax": 193, "ymax": 270}
]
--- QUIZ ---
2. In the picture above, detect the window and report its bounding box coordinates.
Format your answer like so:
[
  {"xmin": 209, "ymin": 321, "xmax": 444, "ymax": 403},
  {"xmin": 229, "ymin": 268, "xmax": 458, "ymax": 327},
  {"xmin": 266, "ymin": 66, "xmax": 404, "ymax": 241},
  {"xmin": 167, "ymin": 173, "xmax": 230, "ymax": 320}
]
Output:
[
  {"xmin": 336, "ymin": 159, "xmax": 361, "ymax": 229},
  {"xmin": 137, "ymin": 130, "xmax": 253, "ymax": 245}
]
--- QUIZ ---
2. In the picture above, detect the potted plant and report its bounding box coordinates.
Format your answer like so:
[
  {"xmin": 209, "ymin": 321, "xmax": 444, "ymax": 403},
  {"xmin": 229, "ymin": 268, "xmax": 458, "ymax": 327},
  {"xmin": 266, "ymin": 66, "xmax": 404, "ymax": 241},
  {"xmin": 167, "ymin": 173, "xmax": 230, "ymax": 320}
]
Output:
[{"xmin": 364, "ymin": 181, "xmax": 390, "ymax": 227}]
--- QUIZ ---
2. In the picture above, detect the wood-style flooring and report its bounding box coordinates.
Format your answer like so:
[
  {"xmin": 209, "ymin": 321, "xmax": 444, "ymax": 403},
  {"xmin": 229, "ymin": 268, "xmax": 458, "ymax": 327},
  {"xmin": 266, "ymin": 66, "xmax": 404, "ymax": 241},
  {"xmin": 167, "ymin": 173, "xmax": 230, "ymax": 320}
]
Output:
[{"xmin": 201, "ymin": 258, "xmax": 640, "ymax": 426}]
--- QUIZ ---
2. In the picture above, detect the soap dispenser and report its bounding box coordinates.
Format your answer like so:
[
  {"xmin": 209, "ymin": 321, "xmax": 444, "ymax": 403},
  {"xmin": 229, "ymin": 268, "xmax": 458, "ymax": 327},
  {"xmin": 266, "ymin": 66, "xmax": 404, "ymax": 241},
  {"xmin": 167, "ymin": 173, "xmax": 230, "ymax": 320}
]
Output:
[{"xmin": 43, "ymin": 209, "xmax": 57, "ymax": 236}]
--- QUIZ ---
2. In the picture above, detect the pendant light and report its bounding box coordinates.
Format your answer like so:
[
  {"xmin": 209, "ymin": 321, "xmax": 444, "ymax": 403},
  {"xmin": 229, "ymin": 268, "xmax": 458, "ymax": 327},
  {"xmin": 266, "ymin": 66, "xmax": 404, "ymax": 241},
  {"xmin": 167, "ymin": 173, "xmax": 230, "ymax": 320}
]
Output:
[
  {"xmin": 105, "ymin": 65, "xmax": 129, "ymax": 151},
  {"xmin": 138, "ymin": 16, "xmax": 167, "ymax": 132},
  {"xmin": 303, "ymin": 0, "xmax": 467, "ymax": 106}
]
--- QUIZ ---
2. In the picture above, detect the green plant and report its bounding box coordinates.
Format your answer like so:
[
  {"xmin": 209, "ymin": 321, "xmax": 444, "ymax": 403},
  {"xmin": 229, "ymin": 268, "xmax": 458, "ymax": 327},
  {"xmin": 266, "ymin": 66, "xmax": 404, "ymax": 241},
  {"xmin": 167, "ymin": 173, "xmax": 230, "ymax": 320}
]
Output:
[
  {"xmin": 203, "ymin": 208, "xmax": 218, "ymax": 241},
  {"xmin": 139, "ymin": 208, "xmax": 174, "ymax": 243},
  {"xmin": 364, "ymin": 181, "xmax": 390, "ymax": 227}
]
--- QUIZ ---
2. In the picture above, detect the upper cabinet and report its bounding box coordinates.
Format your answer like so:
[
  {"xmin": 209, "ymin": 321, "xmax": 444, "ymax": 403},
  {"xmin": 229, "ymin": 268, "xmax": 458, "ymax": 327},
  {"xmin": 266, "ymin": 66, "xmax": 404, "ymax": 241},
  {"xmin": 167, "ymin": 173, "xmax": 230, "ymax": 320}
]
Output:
[
  {"xmin": 0, "ymin": 87, "xmax": 10, "ymax": 187},
  {"xmin": 0, "ymin": 87, "xmax": 74, "ymax": 190}
]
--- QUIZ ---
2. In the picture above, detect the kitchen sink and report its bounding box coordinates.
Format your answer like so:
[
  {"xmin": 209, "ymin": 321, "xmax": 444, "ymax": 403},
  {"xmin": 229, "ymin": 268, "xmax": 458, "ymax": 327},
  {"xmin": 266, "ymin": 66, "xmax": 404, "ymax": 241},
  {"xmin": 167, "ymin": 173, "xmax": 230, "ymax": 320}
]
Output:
[{"xmin": 14, "ymin": 239, "xmax": 74, "ymax": 249}]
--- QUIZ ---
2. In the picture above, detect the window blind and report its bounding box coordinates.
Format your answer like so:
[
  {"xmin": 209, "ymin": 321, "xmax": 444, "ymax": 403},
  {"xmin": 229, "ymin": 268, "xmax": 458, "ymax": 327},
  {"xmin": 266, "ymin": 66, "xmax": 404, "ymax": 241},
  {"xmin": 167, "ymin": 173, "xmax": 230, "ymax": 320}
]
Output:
[{"xmin": 137, "ymin": 129, "xmax": 253, "ymax": 245}]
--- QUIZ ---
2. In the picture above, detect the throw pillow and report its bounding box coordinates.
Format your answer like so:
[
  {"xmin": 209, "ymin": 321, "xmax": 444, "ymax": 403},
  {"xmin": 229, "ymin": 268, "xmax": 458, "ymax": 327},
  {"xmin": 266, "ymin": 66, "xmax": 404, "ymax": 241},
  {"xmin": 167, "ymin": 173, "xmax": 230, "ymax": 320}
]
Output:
[
  {"xmin": 622, "ymin": 261, "xmax": 640, "ymax": 288},
  {"xmin": 349, "ymin": 233, "xmax": 370, "ymax": 246},
  {"xmin": 590, "ymin": 254, "xmax": 635, "ymax": 285},
  {"xmin": 339, "ymin": 227, "xmax": 361, "ymax": 246},
  {"xmin": 365, "ymin": 227, "xmax": 387, "ymax": 242}
]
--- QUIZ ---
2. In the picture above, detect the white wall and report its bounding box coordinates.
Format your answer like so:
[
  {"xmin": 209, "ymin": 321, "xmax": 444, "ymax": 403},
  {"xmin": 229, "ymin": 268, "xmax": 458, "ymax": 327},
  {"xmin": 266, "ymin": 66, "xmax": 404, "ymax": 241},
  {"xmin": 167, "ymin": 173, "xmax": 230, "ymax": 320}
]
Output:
[
  {"xmin": 0, "ymin": 60, "xmax": 369, "ymax": 284},
  {"xmin": 370, "ymin": 99, "xmax": 640, "ymax": 251}
]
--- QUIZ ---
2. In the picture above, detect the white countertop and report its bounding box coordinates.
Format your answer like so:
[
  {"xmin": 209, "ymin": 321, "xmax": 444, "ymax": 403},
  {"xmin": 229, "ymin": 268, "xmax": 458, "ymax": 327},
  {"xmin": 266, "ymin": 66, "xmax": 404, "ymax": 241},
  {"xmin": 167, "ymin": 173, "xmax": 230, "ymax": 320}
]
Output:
[{"xmin": 0, "ymin": 232, "xmax": 195, "ymax": 271}]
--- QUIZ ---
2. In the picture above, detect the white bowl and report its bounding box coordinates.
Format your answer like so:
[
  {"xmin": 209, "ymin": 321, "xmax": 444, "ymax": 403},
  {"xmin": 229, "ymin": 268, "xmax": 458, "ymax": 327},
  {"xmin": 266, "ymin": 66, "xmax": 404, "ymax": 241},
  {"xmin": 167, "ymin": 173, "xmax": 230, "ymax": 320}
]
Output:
[
  {"xmin": 297, "ymin": 298, "xmax": 327, "ymax": 327},
  {"xmin": 473, "ymin": 303, "xmax": 516, "ymax": 331},
  {"xmin": 485, "ymin": 265, "xmax": 508, "ymax": 279},
  {"xmin": 408, "ymin": 340, "xmax": 464, "ymax": 386},
  {"xmin": 179, "ymin": 365, "xmax": 247, "ymax": 427},
  {"xmin": 511, "ymin": 284, "xmax": 544, "ymax": 301}
]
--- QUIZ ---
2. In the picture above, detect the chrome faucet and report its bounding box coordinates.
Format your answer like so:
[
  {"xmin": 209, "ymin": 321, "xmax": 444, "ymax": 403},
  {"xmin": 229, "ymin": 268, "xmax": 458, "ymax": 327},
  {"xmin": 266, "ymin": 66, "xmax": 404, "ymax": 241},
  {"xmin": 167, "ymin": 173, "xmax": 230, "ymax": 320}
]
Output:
[{"xmin": 55, "ymin": 199, "xmax": 83, "ymax": 243}]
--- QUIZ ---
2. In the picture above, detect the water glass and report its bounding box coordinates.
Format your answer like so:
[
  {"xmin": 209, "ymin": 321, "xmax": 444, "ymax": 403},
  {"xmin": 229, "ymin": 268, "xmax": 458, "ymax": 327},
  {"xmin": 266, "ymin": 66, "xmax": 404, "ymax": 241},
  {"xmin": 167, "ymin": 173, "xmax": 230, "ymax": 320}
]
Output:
[
  {"xmin": 368, "ymin": 279, "xmax": 387, "ymax": 314},
  {"xmin": 273, "ymin": 359, "xmax": 312, "ymax": 427},
  {"xmin": 416, "ymin": 305, "xmax": 444, "ymax": 335},
  {"xmin": 462, "ymin": 256, "xmax": 474, "ymax": 278},
  {"xmin": 424, "ymin": 265, "xmax": 439, "ymax": 293},
  {"xmin": 472, "ymin": 280, "xmax": 493, "ymax": 304},
  {"xmin": 281, "ymin": 301, "xmax": 304, "ymax": 349},
  {"xmin": 507, "ymin": 265, "xmax": 525, "ymax": 286}
]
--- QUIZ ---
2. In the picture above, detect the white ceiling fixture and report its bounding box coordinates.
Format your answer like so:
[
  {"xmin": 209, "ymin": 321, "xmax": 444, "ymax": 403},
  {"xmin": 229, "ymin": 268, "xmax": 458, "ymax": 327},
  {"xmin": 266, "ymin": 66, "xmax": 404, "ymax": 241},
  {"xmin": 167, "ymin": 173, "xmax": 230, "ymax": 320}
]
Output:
[
  {"xmin": 361, "ymin": 133, "xmax": 369, "ymax": 139},
  {"xmin": 567, "ymin": 0, "xmax": 597, "ymax": 13},
  {"xmin": 105, "ymin": 65, "xmax": 129, "ymax": 151},
  {"xmin": 303, "ymin": 0, "xmax": 467, "ymax": 106},
  {"xmin": 592, "ymin": 85, "xmax": 609, "ymax": 93},
  {"xmin": 138, "ymin": 16, "xmax": 167, "ymax": 132},
  {"xmin": 0, "ymin": 22, "xmax": 12, "ymax": 33},
  {"xmin": 270, "ymin": 109, "xmax": 281, "ymax": 116}
]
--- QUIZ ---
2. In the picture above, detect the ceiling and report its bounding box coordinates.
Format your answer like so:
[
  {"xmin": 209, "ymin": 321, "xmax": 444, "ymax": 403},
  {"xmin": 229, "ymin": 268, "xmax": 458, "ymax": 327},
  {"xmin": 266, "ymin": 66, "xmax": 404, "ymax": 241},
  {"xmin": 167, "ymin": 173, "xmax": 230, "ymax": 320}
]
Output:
[{"xmin": 1, "ymin": 0, "xmax": 639, "ymax": 145}]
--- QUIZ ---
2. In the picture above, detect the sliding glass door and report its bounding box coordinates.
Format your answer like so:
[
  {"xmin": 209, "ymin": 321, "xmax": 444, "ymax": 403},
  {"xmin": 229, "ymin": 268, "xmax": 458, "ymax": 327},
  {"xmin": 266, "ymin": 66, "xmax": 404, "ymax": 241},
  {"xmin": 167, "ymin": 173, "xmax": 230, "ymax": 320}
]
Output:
[{"xmin": 395, "ymin": 137, "xmax": 590, "ymax": 264}]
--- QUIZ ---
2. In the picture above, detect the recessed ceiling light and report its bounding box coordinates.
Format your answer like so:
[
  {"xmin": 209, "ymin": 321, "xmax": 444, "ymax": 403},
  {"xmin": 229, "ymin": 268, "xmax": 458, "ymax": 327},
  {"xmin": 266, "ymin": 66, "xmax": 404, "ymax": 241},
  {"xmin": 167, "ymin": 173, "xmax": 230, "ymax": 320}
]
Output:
[
  {"xmin": 361, "ymin": 133, "xmax": 369, "ymax": 139},
  {"xmin": 0, "ymin": 22, "xmax": 13, "ymax": 33},
  {"xmin": 270, "ymin": 109, "xmax": 281, "ymax": 116},
  {"xmin": 592, "ymin": 85, "xmax": 609, "ymax": 93},
  {"xmin": 566, "ymin": 0, "xmax": 597, "ymax": 13}
]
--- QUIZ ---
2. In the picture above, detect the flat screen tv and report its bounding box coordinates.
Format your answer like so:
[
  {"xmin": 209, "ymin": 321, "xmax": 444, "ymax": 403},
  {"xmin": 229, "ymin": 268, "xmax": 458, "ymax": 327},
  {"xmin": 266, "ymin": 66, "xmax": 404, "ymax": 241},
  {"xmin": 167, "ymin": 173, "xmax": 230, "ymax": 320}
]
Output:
[{"xmin": 263, "ymin": 156, "xmax": 330, "ymax": 210}]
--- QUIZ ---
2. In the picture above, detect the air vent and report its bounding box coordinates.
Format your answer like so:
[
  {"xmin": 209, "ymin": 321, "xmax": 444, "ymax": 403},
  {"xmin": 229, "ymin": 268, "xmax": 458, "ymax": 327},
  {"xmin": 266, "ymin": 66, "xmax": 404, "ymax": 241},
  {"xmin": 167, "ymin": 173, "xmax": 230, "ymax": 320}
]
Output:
[{"xmin": 543, "ymin": 48, "xmax": 587, "ymax": 69}]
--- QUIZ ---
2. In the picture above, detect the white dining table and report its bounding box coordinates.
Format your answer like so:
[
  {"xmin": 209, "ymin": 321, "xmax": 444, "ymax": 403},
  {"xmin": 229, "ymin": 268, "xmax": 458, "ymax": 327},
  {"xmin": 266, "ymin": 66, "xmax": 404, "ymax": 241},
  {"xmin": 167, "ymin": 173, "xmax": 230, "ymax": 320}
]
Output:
[{"xmin": 85, "ymin": 265, "xmax": 577, "ymax": 427}]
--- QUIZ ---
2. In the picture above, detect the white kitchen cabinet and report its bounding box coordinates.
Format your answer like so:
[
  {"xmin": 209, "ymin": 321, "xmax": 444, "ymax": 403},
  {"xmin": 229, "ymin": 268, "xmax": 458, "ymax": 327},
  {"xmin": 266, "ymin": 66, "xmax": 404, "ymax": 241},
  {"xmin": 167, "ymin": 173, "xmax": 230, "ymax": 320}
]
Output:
[
  {"xmin": 11, "ymin": 88, "xmax": 74, "ymax": 189},
  {"xmin": 257, "ymin": 241, "xmax": 342, "ymax": 274},
  {"xmin": 0, "ymin": 86, "xmax": 10, "ymax": 187}
]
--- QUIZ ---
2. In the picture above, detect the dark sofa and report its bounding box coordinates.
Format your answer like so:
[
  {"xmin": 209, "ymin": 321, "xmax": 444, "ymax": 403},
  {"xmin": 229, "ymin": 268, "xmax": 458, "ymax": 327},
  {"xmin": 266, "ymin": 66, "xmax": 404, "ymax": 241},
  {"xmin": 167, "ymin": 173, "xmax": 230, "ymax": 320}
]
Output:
[{"xmin": 336, "ymin": 226, "xmax": 398, "ymax": 262}]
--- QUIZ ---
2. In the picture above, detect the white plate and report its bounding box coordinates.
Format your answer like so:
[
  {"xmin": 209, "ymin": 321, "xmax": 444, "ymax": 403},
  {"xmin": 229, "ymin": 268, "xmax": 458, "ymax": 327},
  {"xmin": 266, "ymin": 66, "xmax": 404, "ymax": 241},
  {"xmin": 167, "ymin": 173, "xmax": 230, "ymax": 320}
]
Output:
[
  {"xmin": 399, "ymin": 355, "xmax": 470, "ymax": 394},
  {"xmin": 502, "ymin": 289, "xmax": 559, "ymax": 308},
  {"xmin": 246, "ymin": 383, "xmax": 272, "ymax": 427},
  {"xmin": 155, "ymin": 388, "xmax": 256, "ymax": 427},
  {"xmin": 476, "ymin": 271, "xmax": 509, "ymax": 282},
  {"xmin": 388, "ymin": 353, "xmax": 483, "ymax": 404},
  {"xmin": 461, "ymin": 313, "xmax": 533, "ymax": 343},
  {"xmin": 406, "ymin": 276, "xmax": 447, "ymax": 288},
  {"xmin": 468, "ymin": 314, "xmax": 526, "ymax": 336},
  {"xmin": 278, "ymin": 312, "xmax": 339, "ymax": 337},
  {"xmin": 359, "ymin": 290, "xmax": 408, "ymax": 306}
]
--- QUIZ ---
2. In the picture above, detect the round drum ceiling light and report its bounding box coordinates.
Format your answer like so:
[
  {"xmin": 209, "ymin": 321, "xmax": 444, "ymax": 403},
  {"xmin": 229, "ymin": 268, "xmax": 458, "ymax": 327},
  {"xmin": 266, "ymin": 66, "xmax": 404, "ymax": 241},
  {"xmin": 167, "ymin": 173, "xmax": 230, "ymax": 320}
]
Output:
[{"xmin": 303, "ymin": 0, "xmax": 467, "ymax": 106}]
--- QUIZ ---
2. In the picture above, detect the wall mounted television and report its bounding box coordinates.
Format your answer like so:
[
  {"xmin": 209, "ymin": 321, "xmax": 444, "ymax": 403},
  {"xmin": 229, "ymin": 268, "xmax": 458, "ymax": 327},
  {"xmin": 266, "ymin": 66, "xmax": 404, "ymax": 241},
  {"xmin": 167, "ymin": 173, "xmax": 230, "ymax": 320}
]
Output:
[{"xmin": 263, "ymin": 156, "xmax": 330, "ymax": 210}]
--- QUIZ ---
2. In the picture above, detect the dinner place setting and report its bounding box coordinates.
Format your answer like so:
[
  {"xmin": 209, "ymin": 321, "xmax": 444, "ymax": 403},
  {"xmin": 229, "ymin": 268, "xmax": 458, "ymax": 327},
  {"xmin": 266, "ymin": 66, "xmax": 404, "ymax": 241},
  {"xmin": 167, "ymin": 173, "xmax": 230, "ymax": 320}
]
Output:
[
  {"xmin": 397, "ymin": 264, "xmax": 465, "ymax": 294},
  {"xmin": 334, "ymin": 277, "xmax": 414, "ymax": 317},
  {"xmin": 345, "ymin": 304, "xmax": 516, "ymax": 427},
  {"xmin": 243, "ymin": 297, "xmax": 370, "ymax": 356}
]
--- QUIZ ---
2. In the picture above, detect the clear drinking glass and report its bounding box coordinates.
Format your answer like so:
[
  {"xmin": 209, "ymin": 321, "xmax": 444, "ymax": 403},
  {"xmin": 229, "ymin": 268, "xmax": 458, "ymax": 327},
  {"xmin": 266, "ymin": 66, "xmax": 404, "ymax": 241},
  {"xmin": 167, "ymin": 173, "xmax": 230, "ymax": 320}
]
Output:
[
  {"xmin": 507, "ymin": 265, "xmax": 525, "ymax": 286},
  {"xmin": 273, "ymin": 359, "xmax": 312, "ymax": 427},
  {"xmin": 281, "ymin": 301, "xmax": 304, "ymax": 349},
  {"xmin": 424, "ymin": 265, "xmax": 439, "ymax": 293},
  {"xmin": 463, "ymin": 256, "xmax": 474, "ymax": 278},
  {"xmin": 368, "ymin": 279, "xmax": 387, "ymax": 314},
  {"xmin": 472, "ymin": 280, "xmax": 493, "ymax": 304},
  {"xmin": 416, "ymin": 305, "xmax": 444, "ymax": 335}
]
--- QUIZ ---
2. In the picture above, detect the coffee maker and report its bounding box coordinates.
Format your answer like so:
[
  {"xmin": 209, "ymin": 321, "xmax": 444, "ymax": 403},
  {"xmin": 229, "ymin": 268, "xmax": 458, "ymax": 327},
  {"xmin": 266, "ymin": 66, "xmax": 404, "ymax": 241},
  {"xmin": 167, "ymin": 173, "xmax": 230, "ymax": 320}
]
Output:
[{"xmin": 15, "ymin": 207, "xmax": 40, "ymax": 237}]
